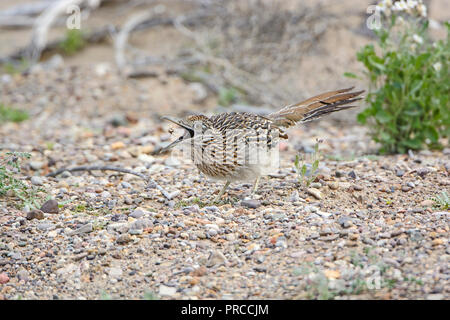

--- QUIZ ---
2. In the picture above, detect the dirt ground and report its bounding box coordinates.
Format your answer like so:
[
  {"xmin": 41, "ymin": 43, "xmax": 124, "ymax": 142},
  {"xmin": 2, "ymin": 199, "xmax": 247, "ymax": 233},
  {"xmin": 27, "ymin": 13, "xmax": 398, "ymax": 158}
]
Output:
[{"xmin": 0, "ymin": 0, "xmax": 448, "ymax": 300}]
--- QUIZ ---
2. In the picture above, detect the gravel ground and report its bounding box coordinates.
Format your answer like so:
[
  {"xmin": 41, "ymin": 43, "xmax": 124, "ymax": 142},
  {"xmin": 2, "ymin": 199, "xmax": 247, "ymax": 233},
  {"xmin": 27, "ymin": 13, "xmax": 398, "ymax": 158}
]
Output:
[{"xmin": 0, "ymin": 67, "xmax": 449, "ymax": 300}]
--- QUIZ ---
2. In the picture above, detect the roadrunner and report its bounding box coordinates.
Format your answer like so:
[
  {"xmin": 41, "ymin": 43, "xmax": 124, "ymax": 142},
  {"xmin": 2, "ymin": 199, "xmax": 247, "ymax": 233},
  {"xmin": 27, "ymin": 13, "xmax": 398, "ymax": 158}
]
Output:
[{"xmin": 160, "ymin": 87, "xmax": 364, "ymax": 202}]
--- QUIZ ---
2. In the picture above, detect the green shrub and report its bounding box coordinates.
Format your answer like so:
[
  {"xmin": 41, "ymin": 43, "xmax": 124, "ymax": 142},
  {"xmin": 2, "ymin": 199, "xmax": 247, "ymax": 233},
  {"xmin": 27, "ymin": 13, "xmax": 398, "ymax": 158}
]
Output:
[
  {"xmin": 295, "ymin": 140, "xmax": 321, "ymax": 188},
  {"xmin": 0, "ymin": 152, "xmax": 43, "ymax": 209},
  {"xmin": 350, "ymin": 6, "xmax": 449, "ymax": 154}
]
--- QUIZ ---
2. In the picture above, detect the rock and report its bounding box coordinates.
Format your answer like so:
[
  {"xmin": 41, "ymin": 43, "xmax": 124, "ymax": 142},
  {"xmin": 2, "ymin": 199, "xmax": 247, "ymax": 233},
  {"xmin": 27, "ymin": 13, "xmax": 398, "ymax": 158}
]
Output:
[
  {"xmin": 320, "ymin": 234, "xmax": 339, "ymax": 241},
  {"xmin": 68, "ymin": 223, "xmax": 93, "ymax": 236},
  {"xmin": 420, "ymin": 199, "xmax": 434, "ymax": 207},
  {"xmin": 31, "ymin": 176, "xmax": 44, "ymax": 186},
  {"xmin": 30, "ymin": 161, "xmax": 44, "ymax": 170},
  {"xmin": 310, "ymin": 182, "xmax": 322, "ymax": 189},
  {"xmin": 26, "ymin": 209, "xmax": 45, "ymax": 220},
  {"xmin": 241, "ymin": 199, "xmax": 261, "ymax": 209},
  {"xmin": 335, "ymin": 171, "xmax": 344, "ymax": 178},
  {"xmin": 324, "ymin": 269, "xmax": 341, "ymax": 280},
  {"xmin": 432, "ymin": 238, "xmax": 444, "ymax": 246},
  {"xmin": 40, "ymin": 199, "xmax": 59, "ymax": 214},
  {"xmin": 206, "ymin": 250, "xmax": 229, "ymax": 268},
  {"xmin": 101, "ymin": 191, "xmax": 111, "ymax": 198},
  {"xmin": 402, "ymin": 185, "xmax": 412, "ymax": 192},
  {"xmin": 396, "ymin": 169, "xmax": 405, "ymax": 177},
  {"xmin": 417, "ymin": 167, "xmax": 432, "ymax": 177},
  {"xmin": 338, "ymin": 216, "xmax": 353, "ymax": 228},
  {"xmin": 130, "ymin": 209, "xmax": 146, "ymax": 219},
  {"xmin": 73, "ymin": 252, "xmax": 88, "ymax": 261},
  {"xmin": 37, "ymin": 222, "xmax": 55, "ymax": 231},
  {"xmin": 111, "ymin": 141, "xmax": 125, "ymax": 150},
  {"xmin": 130, "ymin": 218, "xmax": 153, "ymax": 230},
  {"xmin": 307, "ymin": 188, "xmax": 322, "ymax": 200},
  {"xmin": 60, "ymin": 171, "xmax": 72, "ymax": 178},
  {"xmin": 17, "ymin": 269, "xmax": 29, "ymax": 282},
  {"xmin": 111, "ymin": 214, "xmax": 127, "ymax": 222},
  {"xmin": 121, "ymin": 181, "xmax": 132, "ymax": 188},
  {"xmin": 191, "ymin": 266, "xmax": 207, "ymax": 277},
  {"xmin": 426, "ymin": 294, "xmax": 444, "ymax": 300},
  {"xmin": 159, "ymin": 285, "xmax": 177, "ymax": 297},
  {"xmin": 348, "ymin": 171, "xmax": 357, "ymax": 179},
  {"xmin": 108, "ymin": 267, "xmax": 123, "ymax": 279},
  {"xmin": 116, "ymin": 234, "xmax": 131, "ymax": 244},
  {"xmin": 47, "ymin": 230, "xmax": 58, "ymax": 238},
  {"xmin": 317, "ymin": 211, "xmax": 332, "ymax": 218},
  {"xmin": 328, "ymin": 182, "xmax": 339, "ymax": 190},
  {"xmin": 289, "ymin": 190, "xmax": 300, "ymax": 202},
  {"xmin": 9, "ymin": 252, "xmax": 22, "ymax": 260},
  {"xmin": 0, "ymin": 273, "xmax": 9, "ymax": 284}
]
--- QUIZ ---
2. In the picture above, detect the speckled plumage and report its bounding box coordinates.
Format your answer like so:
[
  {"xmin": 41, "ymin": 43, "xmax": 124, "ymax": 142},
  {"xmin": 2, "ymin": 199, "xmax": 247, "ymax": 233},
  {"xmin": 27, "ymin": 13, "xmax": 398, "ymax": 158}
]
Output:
[{"xmin": 161, "ymin": 87, "xmax": 364, "ymax": 200}]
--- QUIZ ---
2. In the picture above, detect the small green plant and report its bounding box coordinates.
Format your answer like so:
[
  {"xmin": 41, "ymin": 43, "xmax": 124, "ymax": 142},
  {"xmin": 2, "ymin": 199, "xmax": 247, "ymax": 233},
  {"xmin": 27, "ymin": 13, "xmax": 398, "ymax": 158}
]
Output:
[
  {"xmin": 218, "ymin": 87, "xmax": 239, "ymax": 107},
  {"xmin": 176, "ymin": 197, "xmax": 208, "ymax": 208},
  {"xmin": 59, "ymin": 29, "xmax": 85, "ymax": 55},
  {"xmin": 2, "ymin": 58, "xmax": 30, "ymax": 75},
  {"xmin": 0, "ymin": 104, "xmax": 29, "ymax": 124},
  {"xmin": 45, "ymin": 141, "xmax": 55, "ymax": 150},
  {"xmin": 143, "ymin": 291, "xmax": 158, "ymax": 300},
  {"xmin": 100, "ymin": 291, "xmax": 112, "ymax": 300},
  {"xmin": 294, "ymin": 140, "xmax": 321, "ymax": 188},
  {"xmin": 0, "ymin": 152, "xmax": 43, "ymax": 209},
  {"xmin": 348, "ymin": 1, "xmax": 449, "ymax": 154},
  {"xmin": 431, "ymin": 191, "xmax": 449, "ymax": 210}
]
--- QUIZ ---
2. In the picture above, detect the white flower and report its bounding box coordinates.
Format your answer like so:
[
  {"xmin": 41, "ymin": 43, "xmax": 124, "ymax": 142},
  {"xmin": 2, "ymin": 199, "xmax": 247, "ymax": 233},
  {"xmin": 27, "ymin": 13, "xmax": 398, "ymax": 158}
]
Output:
[
  {"xmin": 412, "ymin": 34, "xmax": 423, "ymax": 44},
  {"xmin": 433, "ymin": 62, "xmax": 442, "ymax": 72},
  {"xmin": 406, "ymin": 0, "xmax": 418, "ymax": 9},
  {"xmin": 393, "ymin": 0, "xmax": 408, "ymax": 11},
  {"xmin": 417, "ymin": 3, "xmax": 427, "ymax": 17}
]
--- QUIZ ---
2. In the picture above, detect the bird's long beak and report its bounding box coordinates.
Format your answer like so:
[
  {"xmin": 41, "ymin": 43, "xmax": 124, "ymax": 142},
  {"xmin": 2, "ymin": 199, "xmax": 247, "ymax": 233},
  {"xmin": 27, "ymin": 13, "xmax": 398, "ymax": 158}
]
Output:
[
  {"xmin": 158, "ymin": 136, "xmax": 184, "ymax": 154},
  {"xmin": 159, "ymin": 116, "xmax": 192, "ymax": 154},
  {"xmin": 161, "ymin": 116, "xmax": 193, "ymax": 131}
]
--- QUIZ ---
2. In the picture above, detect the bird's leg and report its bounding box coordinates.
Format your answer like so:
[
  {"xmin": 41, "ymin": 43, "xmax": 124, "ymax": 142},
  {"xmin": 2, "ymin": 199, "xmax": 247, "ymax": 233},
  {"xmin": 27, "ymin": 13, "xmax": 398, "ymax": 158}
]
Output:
[
  {"xmin": 251, "ymin": 177, "xmax": 260, "ymax": 196},
  {"xmin": 214, "ymin": 181, "xmax": 230, "ymax": 203}
]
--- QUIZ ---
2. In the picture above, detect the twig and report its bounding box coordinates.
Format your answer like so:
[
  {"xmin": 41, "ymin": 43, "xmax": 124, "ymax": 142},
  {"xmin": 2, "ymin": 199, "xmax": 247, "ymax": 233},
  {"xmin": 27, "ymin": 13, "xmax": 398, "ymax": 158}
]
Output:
[
  {"xmin": 46, "ymin": 165, "xmax": 173, "ymax": 200},
  {"xmin": 0, "ymin": 1, "xmax": 55, "ymax": 18},
  {"xmin": 114, "ymin": 10, "xmax": 155, "ymax": 76},
  {"xmin": 173, "ymin": 13, "xmax": 293, "ymax": 106},
  {"xmin": 113, "ymin": 9, "xmax": 210, "ymax": 77}
]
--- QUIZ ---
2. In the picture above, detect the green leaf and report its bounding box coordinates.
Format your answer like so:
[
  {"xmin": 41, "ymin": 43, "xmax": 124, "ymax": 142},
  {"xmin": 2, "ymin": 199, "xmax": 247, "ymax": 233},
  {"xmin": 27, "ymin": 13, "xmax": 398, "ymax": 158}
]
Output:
[
  {"xmin": 301, "ymin": 164, "xmax": 307, "ymax": 177},
  {"xmin": 343, "ymin": 72, "xmax": 357, "ymax": 79},
  {"xmin": 424, "ymin": 126, "xmax": 439, "ymax": 143},
  {"xmin": 368, "ymin": 56, "xmax": 386, "ymax": 72},
  {"xmin": 375, "ymin": 110, "xmax": 393, "ymax": 124}
]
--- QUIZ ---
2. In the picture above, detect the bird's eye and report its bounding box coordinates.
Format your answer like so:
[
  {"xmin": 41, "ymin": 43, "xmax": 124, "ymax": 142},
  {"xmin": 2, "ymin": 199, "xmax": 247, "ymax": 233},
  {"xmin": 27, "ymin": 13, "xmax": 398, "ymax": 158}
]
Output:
[{"xmin": 168, "ymin": 128, "xmax": 174, "ymax": 135}]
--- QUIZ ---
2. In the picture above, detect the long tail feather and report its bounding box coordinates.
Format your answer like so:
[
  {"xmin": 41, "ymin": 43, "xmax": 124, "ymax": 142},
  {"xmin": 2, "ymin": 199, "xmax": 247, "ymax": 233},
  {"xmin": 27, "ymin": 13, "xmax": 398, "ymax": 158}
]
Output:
[{"xmin": 269, "ymin": 87, "xmax": 365, "ymax": 127}]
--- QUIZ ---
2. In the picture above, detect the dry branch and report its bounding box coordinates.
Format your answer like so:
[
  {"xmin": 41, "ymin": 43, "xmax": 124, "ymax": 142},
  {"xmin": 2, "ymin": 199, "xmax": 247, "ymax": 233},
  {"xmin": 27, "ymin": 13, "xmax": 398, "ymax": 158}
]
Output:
[
  {"xmin": 46, "ymin": 165, "xmax": 174, "ymax": 200},
  {"xmin": 0, "ymin": 25, "xmax": 114, "ymax": 64}
]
